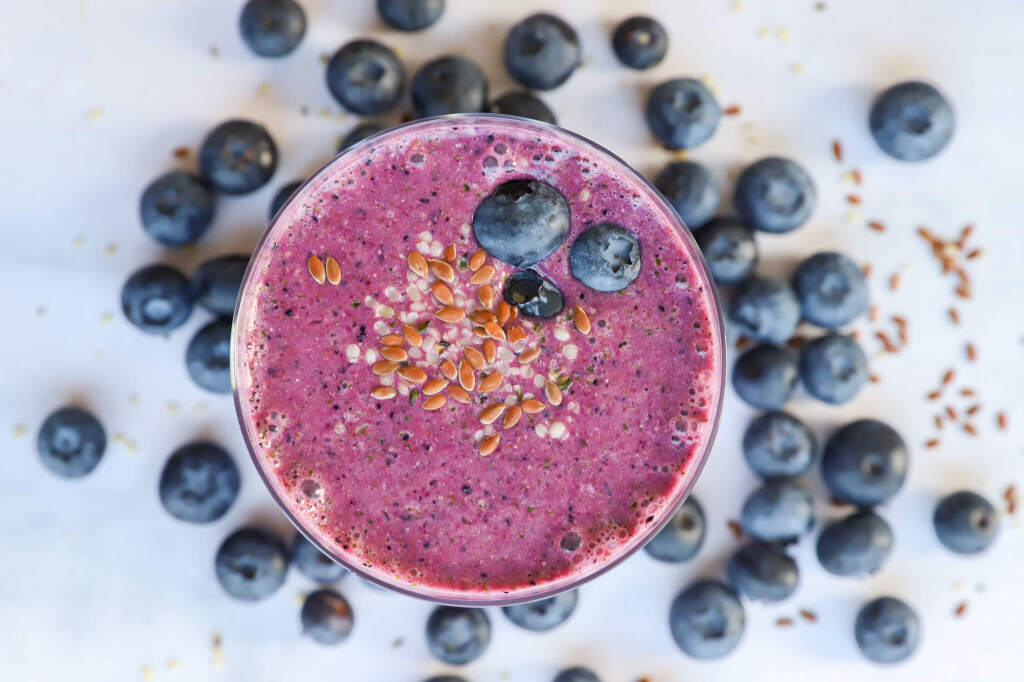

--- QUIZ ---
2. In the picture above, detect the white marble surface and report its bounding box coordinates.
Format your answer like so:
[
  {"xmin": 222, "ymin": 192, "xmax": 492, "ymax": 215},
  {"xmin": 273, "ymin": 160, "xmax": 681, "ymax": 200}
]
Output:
[{"xmin": 3, "ymin": 1, "xmax": 1023, "ymax": 680}]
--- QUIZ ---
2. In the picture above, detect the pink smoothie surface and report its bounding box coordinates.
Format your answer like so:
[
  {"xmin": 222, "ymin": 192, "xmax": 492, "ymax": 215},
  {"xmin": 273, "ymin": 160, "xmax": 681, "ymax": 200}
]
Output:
[{"xmin": 234, "ymin": 116, "xmax": 723, "ymax": 599}]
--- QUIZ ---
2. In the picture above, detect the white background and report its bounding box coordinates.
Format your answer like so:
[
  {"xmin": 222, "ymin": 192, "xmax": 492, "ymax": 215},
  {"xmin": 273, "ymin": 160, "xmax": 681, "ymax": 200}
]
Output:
[{"xmin": 2, "ymin": 1, "xmax": 1023, "ymax": 680}]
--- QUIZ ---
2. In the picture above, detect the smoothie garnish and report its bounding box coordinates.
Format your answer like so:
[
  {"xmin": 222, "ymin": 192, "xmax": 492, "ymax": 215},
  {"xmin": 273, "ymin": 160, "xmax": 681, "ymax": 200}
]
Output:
[
  {"xmin": 307, "ymin": 255, "xmax": 326, "ymax": 284},
  {"xmin": 572, "ymin": 305, "xmax": 591, "ymax": 334},
  {"xmin": 478, "ymin": 433, "xmax": 501, "ymax": 457},
  {"xmin": 422, "ymin": 395, "xmax": 446, "ymax": 411},
  {"xmin": 324, "ymin": 256, "xmax": 342, "ymax": 285}
]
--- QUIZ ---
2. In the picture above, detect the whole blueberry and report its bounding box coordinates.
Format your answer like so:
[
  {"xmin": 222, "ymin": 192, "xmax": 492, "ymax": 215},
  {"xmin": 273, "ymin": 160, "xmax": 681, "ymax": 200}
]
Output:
[
  {"xmin": 870, "ymin": 81, "xmax": 954, "ymax": 161},
  {"xmin": 643, "ymin": 496, "xmax": 705, "ymax": 563},
  {"xmin": 553, "ymin": 668, "xmax": 601, "ymax": 682},
  {"xmin": 192, "ymin": 255, "xmax": 249, "ymax": 316},
  {"xmin": 742, "ymin": 411, "xmax": 816, "ymax": 479},
  {"xmin": 793, "ymin": 252, "xmax": 868, "ymax": 329},
  {"xmin": 740, "ymin": 480, "xmax": 815, "ymax": 543},
  {"xmin": 121, "ymin": 264, "xmax": 193, "ymax": 334},
  {"xmin": 933, "ymin": 491, "xmax": 999, "ymax": 555},
  {"xmin": 645, "ymin": 78, "xmax": 721, "ymax": 150},
  {"xmin": 489, "ymin": 91, "xmax": 557, "ymax": 125},
  {"xmin": 377, "ymin": 0, "xmax": 444, "ymax": 31},
  {"xmin": 139, "ymin": 171, "xmax": 216, "ymax": 246},
  {"xmin": 337, "ymin": 122, "xmax": 384, "ymax": 153},
  {"xmin": 734, "ymin": 157, "xmax": 816, "ymax": 233},
  {"xmin": 504, "ymin": 14, "xmax": 581, "ymax": 91},
  {"xmin": 411, "ymin": 55, "xmax": 489, "ymax": 117},
  {"xmin": 726, "ymin": 542, "xmax": 799, "ymax": 603},
  {"xmin": 292, "ymin": 534, "xmax": 349, "ymax": 583},
  {"xmin": 822, "ymin": 419, "xmax": 908, "ymax": 506},
  {"xmin": 199, "ymin": 120, "xmax": 277, "ymax": 195},
  {"xmin": 732, "ymin": 344, "xmax": 798, "ymax": 410},
  {"xmin": 653, "ymin": 161, "xmax": 719, "ymax": 229},
  {"xmin": 326, "ymin": 40, "xmax": 406, "ymax": 116},
  {"xmin": 728, "ymin": 276, "xmax": 800, "ymax": 344},
  {"xmin": 569, "ymin": 223, "xmax": 642, "ymax": 292},
  {"xmin": 37, "ymin": 407, "xmax": 106, "ymax": 478},
  {"xmin": 239, "ymin": 0, "xmax": 306, "ymax": 58},
  {"xmin": 425, "ymin": 606, "xmax": 491, "ymax": 665},
  {"xmin": 816, "ymin": 509, "xmax": 893, "ymax": 577},
  {"xmin": 612, "ymin": 16, "xmax": 668, "ymax": 70},
  {"xmin": 158, "ymin": 441, "xmax": 240, "ymax": 523},
  {"xmin": 215, "ymin": 527, "xmax": 289, "ymax": 601},
  {"xmin": 269, "ymin": 180, "xmax": 302, "ymax": 220},
  {"xmin": 799, "ymin": 334, "xmax": 868, "ymax": 405},
  {"xmin": 668, "ymin": 580, "xmax": 745, "ymax": 659},
  {"xmin": 502, "ymin": 589, "xmax": 578, "ymax": 632},
  {"xmin": 473, "ymin": 179, "xmax": 570, "ymax": 267},
  {"xmin": 503, "ymin": 269, "xmax": 564, "ymax": 318},
  {"xmin": 186, "ymin": 318, "xmax": 232, "ymax": 394},
  {"xmin": 855, "ymin": 597, "xmax": 921, "ymax": 664},
  {"xmin": 693, "ymin": 217, "xmax": 758, "ymax": 285},
  {"xmin": 301, "ymin": 589, "xmax": 354, "ymax": 645}
]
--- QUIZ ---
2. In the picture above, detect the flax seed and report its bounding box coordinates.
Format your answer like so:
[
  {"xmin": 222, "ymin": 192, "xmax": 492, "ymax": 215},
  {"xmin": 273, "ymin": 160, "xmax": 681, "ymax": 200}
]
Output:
[
  {"xmin": 381, "ymin": 334, "xmax": 404, "ymax": 347},
  {"xmin": 448, "ymin": 385, "xmax": 471, "ymax": 404},
  {"xmin": 1004, "ymin": 485, "xmax": 1017, "ymax": 514},
  {"xmin": 521, "ymin": 399, "xmax": 545, "ymax": 414},
  {"xmin": 496, "ymin": 301, "xmax": 511, "ymax": 326},
  {"xmin": 954, "ymin": 601, "xmax": 968, "ymax": 618},
  {"xmin": 851, "ymin": 168, "xmax": 863, "ymax": 184},
  {"xmin": 723, "ymin": 104, "xmax": 742, "ymax": 115},
  {"xmin": 876, "ymin": 331, "xmax": 898, "ymax": 353},
  {"xmin": 776, "ymin": 617, "xmax": 794, "ymax": 628},
  {"xmin": 946, "ymin": 406, "xmax": 958, "ymax": 421},
  {"xmin": 478, "ymin": 372, "xmax": 503, "ymax": 393},
  {"xmin": 435, "ymin": 306, "xmax": 466, "ymax": 323},
  {"xmin": 949, "ymin": 308, "xmax": 960, "ymax": 325},
  {"xmin": 468, "ymin": 265, "xmax": 495, "ymax": 285},
  {"xmin": 957, "ymin": 224, "xmax": 974, "ymax": 248},
  {"xmin": 398, "ymin": 366, "xmax": 427, "ymax": 384},
  {"xmin": 966, "ymin": 343, "xmax": 977, "ymax": 362},
  {"xmin": 482, "ymin": 339, "xmax": 496, "ymax": 364},
  {"xmin": 832, "ymin": 139, "xmax": 843, "ymax": 162},
  {"xmin": 545, "ymin": 381, "xmax": 563, "ymax": 406},
  {"xmin": 443, "ymin": 244, "xmax": 457, "ymax": 262},
  {"xmin": 325, "ymin": 257, "xmax": 342, "ymax": 284},
  {"xmin": 942, "ymin": 369, "xmax": 955, "ymax": 385},
  {"xmin": 869, "ymin": 373, "xmax": 880, "ymax": 383},
  {"xmin": 799, "ymin": 609, "xmax": 818, "ymax": 623},
  {"xmin": 479, "ymin": 433, "xmax": 500, "ymax": 456},
  {"xmin": 510, "ymin": 306, "xmax": 518, "ymax": 320},
  {"xmin": 503, "ymin": 405, "xmax": 522, "ymax": 429},
  {"xmin": 423, "ymin": 378, "xmax": 448, "ymax": 396},
  {"xmin": 440, "ymin": 359, "xmax": 457, "ymax": 381},
  {"xmin": 997, "ymin": 412, "xmax": 1008, "ymax": 430},
  {"xmin": 963, "ymin": 423, "xmax": 977, "ymax": 436},
  {"xmin": 868, "ymin": 220, "xmax": 885, "ymax": 232},
  {"xmin": 422, "ymin": 395, "xmax": 446, "ymax": 411},
  {"xmin": 572, "ymin": 306, "xmax": 591, "ymax": 334},
  {"xmin": 402, "ymin": 324, "xmax": 423, "ymax": 347},
  {"xmin": 459, "ymin": 360, "xmax": 475, "ymax": 391},
  {"xmin": 370, "ymin": 386, "xmax": 397, "ymax": 400},
  {"xmin": 307, "ymin": 255, "xmax": 326, "ymax": 284},
  {"xmin": 966, "ymin": 404, "xmax": 981, "ymax": 416},
  {"xmin": 935, "ymin": 415, "xmax": 943, "ymax": 430},
  {"xmin": 477, "ymin": 284, "xmax": 494, "ymax": 309},
  {"xmin": 518, "ymin": 347, "xmax": 542, "ymax": 364},
  {"xmin": 927, "ymin": 390, "xmax": 942, "ymax": 401},
  {"xmin": 432, "ymin": 281, "xmax": 454, "ymax": 305},
  {"xmin": 428, "ymin": 259, "xmax": 455, "ymax": 283},
  {"xmin": 960, "ymin": 387, "xmax": 976, "ymax": 397},
  {"xmin": 507, "ymin": 326, "xmax": 527, "ymax": 343},
  {"xmin": 485, "ymin": 321, "xmax": 506, "ymax": 341},
  {"xmin": 472, "ymin": 326, "xmax": 488, "ymax": 338},
  {"xmin": 407, "ymin": 252, "xmax": 428, "ymax": 278},
  {"xmin": 373, "ymin": 361, "xmax": 399, "ymax": 376},
  {"xmin": 966, "ymin": 248, "xmax": 983, "ymax": 260},
  {"xmin": 469, "ymin": 248, "xmax": 486, "ymax": 272},
  {"xmin": 925, "ymin": 439, "xmax": 940, "ymax": 449},
  {"xmin": 464, "ymin": 347, "xmax": 485, "ymax": 369},
  {"xmin": 889, "ymin": 273, "xmax": 901, "ymax": 290},
  {"xmin": 846, "ymin": 194, "xmax": 862, "ymax": 205},
  {"xmin": 469, "ymin": 310, "xmax": 496, "ymax": 325},
  {"xmin": 380, "ymin": 347, "xmax": 408, "ymax": 363},
  {"xmin": 479, "ymin": 403, "xmax": 506, "ymax": 425}
]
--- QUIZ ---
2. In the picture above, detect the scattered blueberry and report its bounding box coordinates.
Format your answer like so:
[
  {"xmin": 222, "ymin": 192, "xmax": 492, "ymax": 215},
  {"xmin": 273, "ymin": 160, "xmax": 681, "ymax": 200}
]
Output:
[
  {"xmin": 553, "ymin": 667, "xmax": 601, "ymax": 682},
  {"xmin": 326, "ymin": 40, "xmax": 406, "ymax": 116},
  {"xmin": 740, "ymin": 480, "xmax": 815, "ymax": 543},
  {"xmin": 643, "ymin": 496, "xmax": 705, "ymax": 563},
  {"xmin": 742, "ymin": 411, "xmax": 816, "ymax": 479},
  {"xmin": 198, "ymin": 120, "xmax": 278, "ymax": 195},
  {"xmin": 121, "ymin": 264, "xmax": 193, "ymax": 334},
  {"xmin": 473, "ymin": 179, "xmax": 570, "ymax": 267},
  {"xmin": 411, "ymin": 55, "xmax": 489, "ymax": 117},
  {"xmin": 816, "ymin": 509, "xmax": 893, "ymax": 577},
  {"xmin": 503, "ymin": 269, "xmax": 564, "ymax": 318},
  {"xmin": 732, "ymin": 344, "xmax": 798, "ymax": 411},
  {"xmin": 269, "ymin": 181, "xmax": 302, "ymax": 220},
  {"xmin": 822, "ymin": 419, "xmax": 908, "ymax": 506},
  {"xmin": 870, "ymin": 81, "xmax": 954, "ymax": 161},
  {"xmin": 612, "ymin": 16, "xmax": 668, "ymax": 70},
  {"xmin": 504, "ymin": 13, "xmax": 581, "ymax": 91},
  {"xmin": 569, "ymin": 223, "xmax": 642, "ymax": 292},
  {"xmin": 239, "ymin": 0, "xmax": 306, "ymax": 58},
  {"xmin": 291, "ymin": 533, "xmax": 349, "ymax": 583},
  {"xmin": 158, "ymin": 441, "xmax": 240, "ymax": 523},
  {"xmin": 692, "ymin": 217, "xmax": 758, "ymax": 285},
  {"xmin": 726, "ymin": 542, "xmax": 799, "ymax": 603},
  {"xmin": 501, "ymin": 589, "xmax": 578, "ymax": 631},
  {"xmin": 192, "ymin": 255, "xmax": 249, "ymax": 316},
  {"xmin": 139, "ymin": 171, "xmax": 216, "ymax": 246},
  {"xmin": 488, "ymin": 91, "xmax": 557, "ymax": 125},
  {"xmin": 855, "ymin": 597, "xmax": 921, "ymax": 664},
  {"xmin": 727, "ymin": 276, "xmax": 800, "ymax": 344},
  {"xmin": 668, "ymin": 579, "xmax": 745, "ymax": 659},
  {"xmin": 799, "ymin": 334, "xmax": 868, "ymax": 405},
  {"xmin": 186, "ymin": 318, "xmax": 232, "ymax": 394},
  {"xmin": 301, "ymin": 589, "xmax": 354, "ymax": 645},
  {"xmin": 793, "ymin": 252, "xmax": 868, "ymax": 329},
  {"xmin": 933, "ymin": 490, "xmax": 999, "ymax": 555},
  {"xmin": 425, "ymin": 606, "xmax": 491, "ymax": 665},
  {"xmin": 37, "ymin": 407, "xmax": 106, "ymax": 478},
  {"xmin": 734, "ymin": 157, "xmax": 816, "ymax": 233},
  {"xmin": 653, "ymin": 161, "xmax": 719, "ymax": 230},
  {"xmin": 215, "ymin": 527, "xmax": 289, "ymax": 601},
  {"xmin": 337, "ymin": 122, "xmax": 384, "ymax": 153},
  {"xmin": 377, "ymin": 0, "xmax": 444, "ymax": 31},
  {"xmin": 645, "ymin": 78, "xmax": 721, "ymax": 150}
]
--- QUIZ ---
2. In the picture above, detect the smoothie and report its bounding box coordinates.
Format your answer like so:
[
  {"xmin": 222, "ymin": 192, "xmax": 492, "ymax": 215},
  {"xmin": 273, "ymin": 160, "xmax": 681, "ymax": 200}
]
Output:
[{"xmin": 233, "ymin": 115, "xmax": 723, "ymax": 602}]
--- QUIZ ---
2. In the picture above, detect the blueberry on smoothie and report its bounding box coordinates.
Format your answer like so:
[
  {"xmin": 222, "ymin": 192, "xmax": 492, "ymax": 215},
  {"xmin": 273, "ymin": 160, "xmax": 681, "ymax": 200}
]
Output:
[
  {"xmin": 653, "ymin": 161, "xmax": 719, "ymax": 230},
  {"xmin": 377, "ymin": 0, "xmax": 444, "ymax": 31},
  {"xmin": 726, "ymin": 542, "xmax": 799, "ymax": 603},
  {"xmin": 553, "ymin": 668, "xmax": 602, "ymax": 682},
  {"xmin": 643, "ymin": 496, "xmax": 705, "ymax": 563},
  {"xmin": 734, "ymin": 157, "xmax": 816, "ymax": 233},
  {"xmin": 192, "ymin": 255, "xmax": 249, "ymax": 316},
  {"xmin": 291, "ymin": 533, "xmax": 349, "ymax": 583},
  {"xmin": 326, "ymin": 40, "xmax": 406, "ymax": 116},
  {"xmin": 139, "ymin": 171, "xmax": 216, "ymax": 246},
  {"xmin": 239, "ymin": 0, "xmax": 306, "ymax": 57},
  {"xmin": 158, "ymin": 441, "xmax": 240, "ymax": 523},
  {"xmin": 740, "ymin": 480, "xmax": 815, "ymax": 543},
  {"xmin": 855, "ymin": 597, "xmax": 921, "ymax": 664},
  {"xmin": 411, "ymin": 55, "xmax": 489, "ymax": 117},
  {"xmin": 727, "ymin": 276, "xmax": 800, "ymax": 344},
  {"xmin": 793, "ymin": 252, "xmax": 868, "ymax": 329},
  {"xmin": 504, "ymin": 13, "xmax": 581, "ymax": 91},
  {"xmin": 215, "ymin": 527, "xmax": 289, "ymax": 601},
  {"xmin": 269, "ymin": 180, "xmax": 302, "ymax": 220},
  {"xmin": 337, "ymin": 122, "xmax": 384, "ymax": 153},
  {"xmin": 933, "ymin": 491, "xmax": 999, "ymax": 555},
  {"xmin": 186, "ymin": 318, "xmax": 232, "ymax": 393},
  {"xmin": 870, "ymin": 81, "xmax": 954, "ymax": 161},
  {"xmin": 569, "ymin": 224, "xmax": 642, "ymax": 292},
  {"xmin": 37, "ymin": 407, "xmax": 106, "ymax": 478},
  {"xmin": 198, "ymin": 120, "xmax": 278, "ymax": 195},
  {"xmin": 816, "ymin": 509, "xmax": 893, "ymax": 577},
  {"xmin": 473, "ymin": 179, "xmax": 570, "ymax": 267},
  {"xmin": 732, "ymin": 344, "xmax": 798, "ymax": 410},
  {"xmin": 501, "ymin": 589, "xmax": 578, "ymax": 631},
  {"xmin": 488, "ymin": 91, "xmax": 558, "ymax": 125},
  {"xmin": 645, "ymin": 78, "xmax": 721, "ymax": 150},
  {"xmin": 692, "ymin": 217, "xmax": 758, "ymax": 285},
  {"xmin": 121, "ymin": 264, "xmax": 193, "ymax": 334},
  {"xmin": 425, "ymin": 606, "xmax": 491, "ymax": 665},
  {"xmin": 612, "ymin": 16, "xmax": 668, "ymax": 70},
  {"xmin": 742, "ymin": 411, "xmax": 816, "ymax": 479},
  {"xmin": 503, "ymin": 270, "xmax": 564, "ymax": 318},
  {"xmin": 668, "ymin": 579, "xmax": 745, "ymax": 659},
  {"xmin": 301, "ymin": 589, "xmax": 354, "ymax": 645},
  {"xmin": 799, "ymin": 334, "xmax": 868, "ymax": 405},
  {"xmin": 822, "ymin": 419, "xmax": 907, "ymax": 506}
]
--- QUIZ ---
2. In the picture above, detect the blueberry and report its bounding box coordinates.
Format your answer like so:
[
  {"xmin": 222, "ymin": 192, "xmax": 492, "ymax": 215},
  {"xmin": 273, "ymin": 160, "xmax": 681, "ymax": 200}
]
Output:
[
  {"xmin": 816, "ymin": 509, "xmax": 893, "ymax": 577},
  {"xmin": 692, "ymin": 217, "xmax": 758, "ymax": 285},
  {"xmin": 425, "ymin": 606, "xmax": 491, "ymax": 665},
  {"xmin": 793, "ymin": 252, "xmax": 868, "ymax": 329},
  {"xmin": 742, "ymin": 411, "xmax": 816, "ymax": 479},
  {"xmin": 855, "ymin": 597, "xmax": 921, "ymax": 664},
  {"xmin": 473, "ymin": 179, "xmax": 570, "ymax": 267},
  {"xmin": 489, "ymin": 91, "xmax": 557, "ymax": 125},
  {"xmin": 612, "ymin": 16, "xmax": 668, "ymax": 70},
  {"xmin": 643, "ymin": 496, "xmax": 705, "ymax": 563},
  {"xmin": 726, "ymin": 542, "xmax": 799, "ymax": 603},
  {"xmin": 870, "ymin": 81, "xmax": 954, "ymax": 161},
  {"xmin": 411, "ymin": 55, "xmax": 489, "ymax": 117},
  {"xmin": 186, "ymin": 318, "xmax": 232, "ymax": 393},
  {"xmin": 799, "ymin": 334, "xmax": 868, "ymax": 405},
  {"xmin": 121, "ymin": 264, "xmax": 193, "ymax": 334},
  {"xmin": 326, "ymin": 40, "xmax": 406, "ymax": 116},
  {"xmin": 732, "ymin": 344, "xmax": 798, "ymax": 411},
  {"xmin": 37, "ymin": 407, "xmax": 106, "ymax": 478},
  {"xmin": 198, "ymin": 120, "xmax": 277, "ymax": 195},
  {"xmin": 645, "ymin": 78, "xmax": 721, "ymax": 150},
  {"xmin": 158, "ymin": 441, "xmax": 240, "ymax": 523},
  {"xmin": 822, "ymin": 419, "xmax": 907, "ymax": 506},
  {"xmin": 239, "ymin": 0, "xmax": 306, "ymax": 58},
  {"xmin": 501, "ymin": 589, "xmax": 578, "ymax": 631},
  {"xmin": 933, "ymin": 491, "xmax": 999, "ymax": 555},
  {"xmin": 215, "ymin": 527, "xmax": 289, "ymax": 601},
  {"xmin": 734, "ymin": 157, "xmax": 816, "ymax": 233},
  {"xmin": 668, "ymin": 580, "xmax": 745, "ymax": 659},
  {"xmin": 504, "ymin": 14, "xmax": 581, "ymax": 91},
  {"xmin": 740, "ymin": 480, "xmax": 815, "ymax": 543},
  {"xmin": 569, "ymin": 224, "xmax": 641, "ymax": 292},
  {"xmin": 301, "ymin": 589, "xmax": 354, "ymax": 645},
  {"xmin": 269, "ymin": 180, "xmax": 302, "ymax": 220},
  {"xmin": 377, "ymin": 0, "xmax": 443, "ymax": 31},
  {"xmin": 653, "ymin": 161, "xmax": 719, "ymax": 230},
  {"xmin": 139, "ymin": 171, "xmax": 216, "ymax": 246},
  {"xmin": 291, "ymin": 533, "xmax": 349, "ymax": 583},
  {"xmin": 337, "ymin": 122, "xmax": 384, "ymax": 153},
  {"xmin": 553, "ymin": 668, "xmax": 601, "ymax": 682},
  {"xmin": 192, "ymin": 255, "xmax": 249, "ymax": 316},
  {"xmin": 728, "ymin": 276, "xmax": 800, "ymax": 344},
  {"xmin": 503, "ymin": 269, "xmax": 564, "ymax": 318}
]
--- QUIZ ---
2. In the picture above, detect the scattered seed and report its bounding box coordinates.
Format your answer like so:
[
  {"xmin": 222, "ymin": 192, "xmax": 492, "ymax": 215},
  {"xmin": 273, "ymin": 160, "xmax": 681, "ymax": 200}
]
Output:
[
  {"xmin": 459, "ymin": 360, "xmax": 476, "ymax": 391},
  {"xmin": 727, "ymin": 520, "xmax": 743, "ymax": 539},
  {"xmin": 966, "ymin": 343, "xmax": 977, "ymax": 362},
  {"xmin": 954, "ymin": 602, "xmax": 968, "ymax": 618},
  {"xmin": 925, "ymin": 439, "xmax": 940, "ymax": 449},
  {"xmin": 960, "ymin": 387, "xmax": 976, "ymax": 397},
  {"xmin": 966, "ymin": 248, "xmax": 983, "ymax": 260},
  {"xmin": 373, "ymin": 361, "xmax": 399, "ymax": 376},
  {"xmin": 432, "ymin": 281, "xmax": 454, "ymax": 305},
  {"xmin": 997, "ymin": 412, "xmax": 1007, "ymax": 430},
  {"xmin": 851, "ymin": 168, "xmax": 863, "ymax": 184},
  {"xmin": 942, "ymin": 369, "xmax": 955, "ymax": 385},
  {"xmin": 832, "ymin": 139, "xmax": 843, "ymax": 162},
  {"xmin": 380, "ymin": 347, "xmax": 408, "ymax": 363},
  {"xmin": 723, "ymin": 104, "xmax": 742, "ymax": 116},
  {"xmin": 949, "ymin": 308, "xmax": 960, "ymax": 325},
  {"xmin": 965, "ymin": 404, "xmax": 981, "ymax": 417},
  {"xmin": 480, "ymin": 403, "xmax": 506, "ymax": 425},
  {"xmin": 469, "ymin": 310, "xmax": 496, "ymax": 325},
  {"xmin": 963, "ymin": 423, "xmax": 978, "ymax": 436},
  {"xmin": 889, "ymin": 273, "xmax": 901, "ymax": 291},
  {"xmin": 423, "ymin": 378, "xmax": 448, "ymax": 396},
  {"xmin": 876, "ymin": 331, "xmax": 899, "ymax": 353},
  {"xmin": 469, "ymin": 248, "xmax": 486, "ymax": 271},
  {"xmin": 422, "ymin": 395, "xmax": 446, "ymax": 411},
  {"xmin": 464, "ymin": 347, "xmax": 486, "ymax": 369},
  {"xmin": 507, "ymin": 326, "xmax": 527, "ymax": 343},
  {"xmin": 934, "ymin": 415, "xmax": 943, "ymax": 430},
  {"xmin": 485, "ymin": 321, "xmax": 507, "ymax": 341},
  {"xmin": 945, "ymin": 405, "xmax": 958, "ymax": 422},
  {"xmin": 735, "ymin": 336, "xmax": 752, "ymax": 350},
  {"xmin": 1004, "ymin": 485, "xmax": 1017, "ymax": 514},
  {"xmin": 496, "ymin": 301, "xmax": 511, "ymax": 326},
  {"xmin": 443, "ymin": 244, "xmax": 457, "ymax": 262},
  {"xmin": 370, "ymin": 386, "xmax": 397, "ymax": 400},
  {"xmin": 468, "ymin": 265, "xmax": 495, "ymax": 285},
  {"xmin": 521, "ymin": 399, "xmax": 545, "ymax": 414},
  {"xmin": 402, "ymin": 324, "xmax": 423, "ymax": 347},
  {"xmin": 407, "ymin": 252, "xmax": 428, "ymax": 278},
  {"xmin": 479, "ymin": 433, "xmax": 500, "ymax": 456},
  {"xmin": 472, "ymin": 326, "xmax": 489, "ymax": 338},
  {"xmin": 398, "ymin": 366, "xmax": 427, "ymax": 384},
  {"xmin": 381, "ymin": 334, "xmax": 404, "ymax": 347},
  {"xmin": 927, "ymin": 390, "xmax": 942, "ymax": 401},
  {"xmin": 867, "ymin": 220, "xmax": 885, "ymax": 232},
  {"xmin": 428, "ymin": 259, "xmax": 455, "ymax": 283},
  {"xmin": 478, "ymin": 284, "xmax": 494, "ymax": 309},
  {"xmin": 776, "ymin": 617, "xmax": 795, "ymax": 628},
  {"xmin": 478, "ymin": 372, "xmax": 504, "ymax": 393},
  {"xmin": 307, "ymin": 256, "xmax": 326, "ymax": 284},
  {"xmin": 572, "ymin": 306, "xmax": 591, "ymax": 334},
  {"xmin": 846, "ymin": 194, "xmax": 862, "ymax": 205},
  {"xmin": 545, "ymin": 381, "xmax": 563, "ymax": 406},
  {"xmin": 519, "ymin": 347, "xmax": 542, "ymax": 364},
  {"xmin": 956, "ymin": 224, "xmax": 974, "ymax": 248},
  {"xmin": 449, "ymin": 385, "xmax": 471, "ymax": 404},
  {"xmin": 799, "ymin": 609, "xmax": 818, "ymax": 623},
  {"xmin": 435, "ymin": 306, "xmax": 466, "ymax": 323},
  {"xmin": 503, "ymin": 405, "xmax": 522, "ymax": 429},
  {"xmin": 862, "ymin": 263, "xmax": 873, "ymax": 278},
  {"xmin": 868, "ymin": 373, "xmax": 880, "ymax": 383}
]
